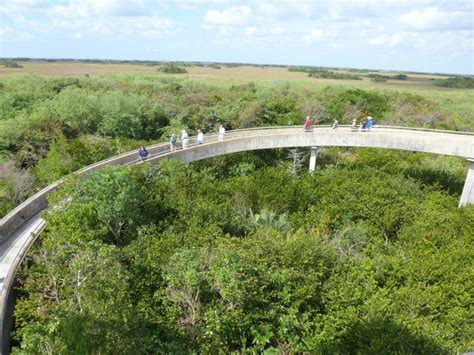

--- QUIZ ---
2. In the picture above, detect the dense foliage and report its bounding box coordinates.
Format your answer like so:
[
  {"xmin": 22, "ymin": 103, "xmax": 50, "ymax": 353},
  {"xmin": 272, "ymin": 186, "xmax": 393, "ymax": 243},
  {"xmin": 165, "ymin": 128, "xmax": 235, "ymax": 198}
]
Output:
[
  {"xmin": 1, "ymin": 74, "xmax": 473, "ymax": 217},
  {"xmin": 13, "ymin": 149, "xmax": 474, "ymax": 353}
]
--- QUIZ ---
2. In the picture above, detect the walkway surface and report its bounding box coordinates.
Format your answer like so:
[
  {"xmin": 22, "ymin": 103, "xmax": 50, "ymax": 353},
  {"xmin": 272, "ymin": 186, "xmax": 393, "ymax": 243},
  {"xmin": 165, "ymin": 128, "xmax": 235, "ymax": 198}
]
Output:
[
  {"xmin": 1, "ymin": 125, "xmax": 473, "ymax": 354},
  {"xmin": 0, "ymin": 214, "xmax": 44, "ymax": 298}
]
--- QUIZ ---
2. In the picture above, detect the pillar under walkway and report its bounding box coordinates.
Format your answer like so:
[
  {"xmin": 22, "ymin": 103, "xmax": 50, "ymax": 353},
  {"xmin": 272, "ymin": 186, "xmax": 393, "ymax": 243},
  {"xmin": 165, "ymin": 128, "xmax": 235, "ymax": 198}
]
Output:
[
  {"xmin": 309, "ymin": 147, "xmax": 317, "ymax": 172},
  {"xmin": 459, "ymin": 159, "xmax": 474, "ymax": 208}
]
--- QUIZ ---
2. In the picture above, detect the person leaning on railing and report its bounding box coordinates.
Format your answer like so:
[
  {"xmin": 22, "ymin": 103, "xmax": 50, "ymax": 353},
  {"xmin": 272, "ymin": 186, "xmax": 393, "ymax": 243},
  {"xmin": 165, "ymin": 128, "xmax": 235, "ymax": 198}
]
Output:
[
  {"xmin": 181, "ymin": 129, "xmax": 189, "ymax": 149},
  {"xmin": 218, "ymin": 124, "xmax": 226, "ymax": 141},
  {"xmin": 197, "ymin": 129, "xmax": 204, "ymax": 144},
  {"xmin": 138, "ymin": 144, "xmax": 149, "ymax": 161}
]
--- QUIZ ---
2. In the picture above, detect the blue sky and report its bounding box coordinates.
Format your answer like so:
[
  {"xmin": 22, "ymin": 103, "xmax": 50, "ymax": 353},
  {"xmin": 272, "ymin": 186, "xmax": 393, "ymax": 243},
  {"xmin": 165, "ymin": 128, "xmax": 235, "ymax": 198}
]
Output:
[{"xmin": 0, "ymin": 0, "xmax": 473, "ymax": 74}]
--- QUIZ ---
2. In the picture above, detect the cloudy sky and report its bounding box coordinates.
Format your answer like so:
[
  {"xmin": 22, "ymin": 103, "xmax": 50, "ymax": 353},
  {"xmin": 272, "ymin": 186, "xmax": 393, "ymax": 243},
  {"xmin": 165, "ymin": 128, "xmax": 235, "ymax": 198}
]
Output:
[{"xmin": 0, "ymin": 0, "xmax": 473, "ymax": 74}]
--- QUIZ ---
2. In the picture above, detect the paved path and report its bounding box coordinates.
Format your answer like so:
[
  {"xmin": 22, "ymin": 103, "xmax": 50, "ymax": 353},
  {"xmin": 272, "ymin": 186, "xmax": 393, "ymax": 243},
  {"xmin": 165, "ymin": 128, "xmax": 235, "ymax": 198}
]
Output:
[{"xmin": 0, "ymin": 214, "xmax": 44, "ymax": 293}]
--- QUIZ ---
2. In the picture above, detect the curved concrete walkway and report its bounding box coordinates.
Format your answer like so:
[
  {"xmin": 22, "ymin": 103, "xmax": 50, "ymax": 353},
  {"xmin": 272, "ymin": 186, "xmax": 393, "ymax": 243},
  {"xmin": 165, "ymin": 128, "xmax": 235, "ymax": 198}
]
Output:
[{"xmin": 1, "ymin": 125, "xmax": 474, "ymax": 353}]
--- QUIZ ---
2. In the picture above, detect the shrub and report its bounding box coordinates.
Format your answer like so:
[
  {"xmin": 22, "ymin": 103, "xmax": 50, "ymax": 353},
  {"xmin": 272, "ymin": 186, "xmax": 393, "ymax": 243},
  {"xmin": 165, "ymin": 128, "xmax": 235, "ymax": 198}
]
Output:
[
  {"xmin": 158, "ymin": 64, "xmax": 188, "ymax": 74},
  {"xmin": 392, "ymin": 74, "xmax": 409, "ymax": 80},
  {"xmin": 2, "ymin": 61, "xmax": 23, "ymax": 68},
  {"xmin": 368, "ymin": 74, "xmax": 389, "ymax": 82}
]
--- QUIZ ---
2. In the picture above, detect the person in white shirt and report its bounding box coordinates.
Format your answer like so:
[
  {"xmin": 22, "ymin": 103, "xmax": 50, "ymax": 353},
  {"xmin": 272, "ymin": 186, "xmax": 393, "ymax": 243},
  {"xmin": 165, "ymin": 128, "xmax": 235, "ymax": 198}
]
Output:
[
  {"xmin": 181, "ymin": 129, "xmax": 189, "ymax": 149},
  {"xmin": 197, "ymin": 129, "xmax": 204, "ymax": 144},
  {"xmin": 218, "ymin": 124, "xmax": 225, "ymax": 141}
]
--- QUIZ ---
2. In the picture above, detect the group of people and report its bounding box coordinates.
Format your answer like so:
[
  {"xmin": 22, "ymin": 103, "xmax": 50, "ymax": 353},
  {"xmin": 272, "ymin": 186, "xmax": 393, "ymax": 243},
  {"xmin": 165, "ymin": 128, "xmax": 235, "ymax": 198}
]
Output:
[
  {"xmin": 138, "ymin": 124, "xmax": 226, "ymax": 161},
  {"xmin": 351, "ymin": 116, "xmax": 374, "ymax": 131},
  {"xmin": 303, "ymin": 115, "xmax": 374, "ymax": 131},
  {"xmin": 139, "ymin": 116, "xmax": 376, "ymax": 161}
]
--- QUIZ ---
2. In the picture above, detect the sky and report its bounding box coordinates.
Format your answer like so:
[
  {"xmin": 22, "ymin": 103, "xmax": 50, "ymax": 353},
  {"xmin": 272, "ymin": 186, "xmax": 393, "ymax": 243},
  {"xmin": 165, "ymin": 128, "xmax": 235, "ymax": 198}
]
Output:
[{"xmin": 0, "ymin": 0, "xmax": 473, "ymax": 74}]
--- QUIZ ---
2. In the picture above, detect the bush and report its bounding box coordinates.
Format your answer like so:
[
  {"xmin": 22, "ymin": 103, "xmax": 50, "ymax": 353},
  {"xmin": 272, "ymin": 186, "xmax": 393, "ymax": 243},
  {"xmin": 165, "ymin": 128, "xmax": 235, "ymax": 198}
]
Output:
[
  {"xmin": 159, "ymin": 64, "xmax": 188, "ymax": 74},
  {"xmin": 367, "ymin": 74, "xmax": 389, "ymax": 82},
  {"xmin": 392, "ymin": 74, "xmax": 409, "ymax": 80},
  {"xmin": 2, "ymin": 61, "xmax": 23, "ymax": 68}
]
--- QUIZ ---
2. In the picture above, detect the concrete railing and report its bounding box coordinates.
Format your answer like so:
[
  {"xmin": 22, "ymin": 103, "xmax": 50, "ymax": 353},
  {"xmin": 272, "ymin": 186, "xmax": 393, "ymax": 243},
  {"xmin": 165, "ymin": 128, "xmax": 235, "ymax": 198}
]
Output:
[{"xmin": 1, "ymin": 125, "xmax": 473, "ymax": 354}]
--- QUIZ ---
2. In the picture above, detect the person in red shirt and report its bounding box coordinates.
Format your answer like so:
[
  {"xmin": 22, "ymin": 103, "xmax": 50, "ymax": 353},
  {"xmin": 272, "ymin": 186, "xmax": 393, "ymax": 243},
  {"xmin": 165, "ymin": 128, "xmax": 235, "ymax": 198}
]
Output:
[{"xmin": 304, "ymin": 116, "xmax": 312, "ymax": 131}]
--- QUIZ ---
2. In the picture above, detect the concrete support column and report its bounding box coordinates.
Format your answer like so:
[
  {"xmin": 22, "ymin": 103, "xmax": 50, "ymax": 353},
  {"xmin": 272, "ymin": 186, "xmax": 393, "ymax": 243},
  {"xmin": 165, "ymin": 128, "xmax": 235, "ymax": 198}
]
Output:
[
  {"xmin": 309, "ymin": 146, "xmax": 317, "ymax": 172},
  {"xmin": 459, "ymin": 159, "xmax": 474, "ymax": 208}
]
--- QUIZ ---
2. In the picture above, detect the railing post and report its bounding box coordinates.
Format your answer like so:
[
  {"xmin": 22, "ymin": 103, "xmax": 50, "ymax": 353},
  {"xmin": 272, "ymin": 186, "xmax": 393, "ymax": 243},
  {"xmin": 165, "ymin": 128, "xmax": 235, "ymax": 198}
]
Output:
[
  {"xmin": 309, "ymin": 146, "xmax": 317, "ymax": 172},
  {"xmin": 459, "ymin": 159, "xmax": 474, "ymax": 208}
]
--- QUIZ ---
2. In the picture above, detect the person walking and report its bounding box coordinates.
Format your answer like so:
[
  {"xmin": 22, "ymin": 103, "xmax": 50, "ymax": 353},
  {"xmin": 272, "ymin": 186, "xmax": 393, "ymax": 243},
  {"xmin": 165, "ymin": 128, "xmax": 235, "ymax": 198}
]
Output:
[
  {"xmin": 351, "ymin": 118, "xmax": 357, "ymax": 130},
  {"xmin": 181, "ymin": 129, "xmax": 189, "ymax": 149},
  {"xmin": 304, "ymin": 116, "xmax": 312, "ymax": 132},
  {"xmin": 218, "ymin": 124, "xmax": 225, "ymax": 141},
  {"xmin": 366, "ymin": 116, "xmax": 373, "ymax": 130},
  {"xmin": 169, "ymin": 134, "xmax": 177, "ymax": 152},
  {"xmin": 197, "ymin": 129, "xmax": 204, "ymax": 144},
  {"xmin": 138, "ymin": 144, "xmax": 149, "ymax": 161},
  {"xmin": 332, "ymin": 119, "xmax": 339, "ymax": 130}
]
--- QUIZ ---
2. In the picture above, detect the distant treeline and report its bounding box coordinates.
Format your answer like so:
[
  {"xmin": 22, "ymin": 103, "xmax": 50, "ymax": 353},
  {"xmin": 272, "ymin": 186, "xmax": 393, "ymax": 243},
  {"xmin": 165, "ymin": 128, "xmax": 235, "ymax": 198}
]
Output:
[
  {"xmin": 288, "ymin": 67, "xmax": 412, "ymax": 82},
  {"xmin": 289, "ymin": 67, "xmax": 362, "ymax": 80},
  {"xmin": 433, "ymin": 77, "xmax": 474, "ymax": 89},
  {"xmin": 0, "ymin": 57, "xmax": 283, "ymax": 69}
]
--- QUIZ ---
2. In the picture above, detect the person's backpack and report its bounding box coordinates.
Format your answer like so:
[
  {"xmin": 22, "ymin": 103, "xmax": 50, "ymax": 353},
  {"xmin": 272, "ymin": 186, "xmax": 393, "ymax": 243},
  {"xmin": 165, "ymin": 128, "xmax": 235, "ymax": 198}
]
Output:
[{"xmin": 171, "ymin": 136, "xmax": 177, "ymax": 144}]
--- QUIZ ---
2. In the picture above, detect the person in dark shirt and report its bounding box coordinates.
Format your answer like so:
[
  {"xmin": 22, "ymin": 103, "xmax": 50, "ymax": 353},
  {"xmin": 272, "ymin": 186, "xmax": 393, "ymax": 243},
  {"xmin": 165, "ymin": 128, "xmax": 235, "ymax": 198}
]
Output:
[{"xmin": 138, "ymin": 144, "xmax": 149, "ymax": 161}]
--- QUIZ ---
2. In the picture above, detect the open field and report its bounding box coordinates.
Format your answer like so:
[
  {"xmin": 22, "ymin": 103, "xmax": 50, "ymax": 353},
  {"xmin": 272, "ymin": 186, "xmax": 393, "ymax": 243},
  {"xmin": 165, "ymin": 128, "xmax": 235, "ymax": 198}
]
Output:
[{"xmin": 0, "ymin": 60, "xmax": 455, "ymax": 91}]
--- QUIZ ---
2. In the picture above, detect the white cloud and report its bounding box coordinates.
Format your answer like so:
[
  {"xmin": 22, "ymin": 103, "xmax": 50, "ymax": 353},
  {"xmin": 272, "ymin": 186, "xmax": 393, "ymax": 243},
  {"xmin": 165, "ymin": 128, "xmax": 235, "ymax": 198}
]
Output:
[
  {"xmin": 204, "ymin": 6, "xmax": 252, "ymax": 27},
  {"xmin": 368, "ymin": 33, "xmax": 410, "ymax": 47},
  {"xmin": 1, "ymin": 0, "xmax": 49, "ymax": 10},
  {"xmin": 244, "ymin": 26, "xmax": 283, "ymax": 37},
  {"xmin": 256, "ymin": 2, "xmax": 320, "ymax": 20},
  {"xmin": 0, "ymin": 26, "xmax": 14, "ymax": 37},
  {"xmin": 367, "ymin": 30, "xmax": 470, "ymax": 54},
  {"xmin": 399, "ymin": 6, "xmax": 472, "ymax": 31},
  {"xmin": 303, "ymin": 29, "xmax": 323, "ymax": 44},
  {"xmin": 85, "ymin": 16, "xmax": 176, "ymax": 38},
  {"xmin": 84, "ymin": 0, "xmax": 149, "ymax": 17},
  {"xmin": 257, "ymin": 4, "xmax": 279, "ymax": 19},
  {"xmin": 242, "ymin": 25, "xmax": 284, "ymax": 42},
  {"xmin": 0, "ymin": 25, "xmax": 34, "ymax": 41},
  {"xmin": 47, "ymin": 0, "xmax": 177, "ymax": 39},
  {"xmin": 51, "ymin": 0, "xmax": 150, "ymax": 18}
]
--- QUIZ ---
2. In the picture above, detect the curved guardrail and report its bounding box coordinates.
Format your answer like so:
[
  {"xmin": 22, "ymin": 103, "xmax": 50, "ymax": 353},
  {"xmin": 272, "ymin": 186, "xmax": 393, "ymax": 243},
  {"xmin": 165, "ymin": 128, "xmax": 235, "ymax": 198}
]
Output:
[{"xmin": 1, "ymin": 125, "xmax": 473, "ymax": 354}]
